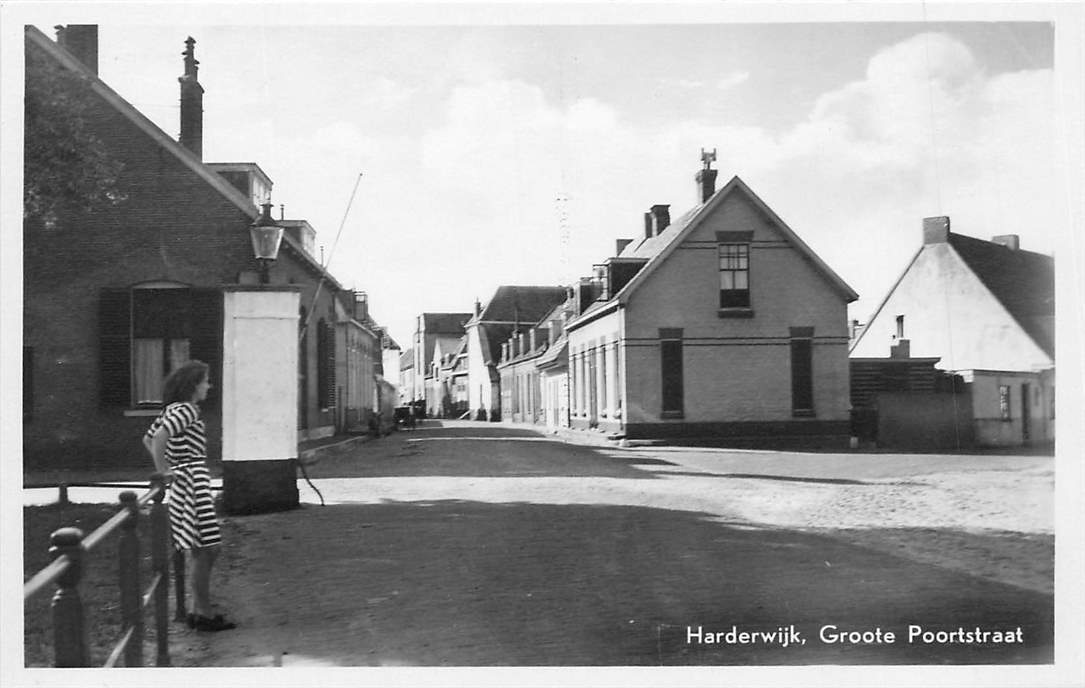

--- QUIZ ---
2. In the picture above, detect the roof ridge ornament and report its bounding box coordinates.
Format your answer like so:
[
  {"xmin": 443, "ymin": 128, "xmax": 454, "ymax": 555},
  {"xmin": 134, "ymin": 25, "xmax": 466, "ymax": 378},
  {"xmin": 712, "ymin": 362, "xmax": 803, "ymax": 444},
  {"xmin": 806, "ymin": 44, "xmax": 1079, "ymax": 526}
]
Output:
[{"xmin": 701, "ymin": 147, "xmax": 717, "ymax": 170}]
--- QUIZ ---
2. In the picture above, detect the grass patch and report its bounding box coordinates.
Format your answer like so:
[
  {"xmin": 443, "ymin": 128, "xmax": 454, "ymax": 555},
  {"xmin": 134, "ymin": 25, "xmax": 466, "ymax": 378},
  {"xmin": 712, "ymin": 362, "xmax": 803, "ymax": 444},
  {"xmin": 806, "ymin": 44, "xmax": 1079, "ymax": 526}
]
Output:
[{"xmin": 24, "ymin": 501, "xmax": 160, "ymax": 667}]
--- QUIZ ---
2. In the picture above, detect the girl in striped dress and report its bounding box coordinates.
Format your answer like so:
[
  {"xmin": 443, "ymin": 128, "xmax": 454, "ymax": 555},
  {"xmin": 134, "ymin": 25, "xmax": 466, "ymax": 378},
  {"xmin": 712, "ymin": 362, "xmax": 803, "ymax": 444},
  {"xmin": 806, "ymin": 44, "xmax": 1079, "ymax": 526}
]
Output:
[{"xmin": 143, "ymin": 360, "xmax": 236, "ymax": 632}]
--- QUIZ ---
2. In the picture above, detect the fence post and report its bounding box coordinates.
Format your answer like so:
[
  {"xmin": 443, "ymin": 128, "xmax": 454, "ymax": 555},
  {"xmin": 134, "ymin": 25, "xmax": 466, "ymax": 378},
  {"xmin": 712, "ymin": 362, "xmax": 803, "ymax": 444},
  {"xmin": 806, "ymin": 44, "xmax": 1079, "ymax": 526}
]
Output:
[
  {"xmin": 49, "ymin": 527, "xmax": 89, "ymax": 667},
  {"xmin": 118, "ymin": 491, "xmax": 142, "ymax": 667},
  {"xmin": 173, "ymin": 551, "xmax": 186, "ymax": 622},
  {"xmin": 150, "ymin": 474, "xmax": 171, "ymax": 666}
]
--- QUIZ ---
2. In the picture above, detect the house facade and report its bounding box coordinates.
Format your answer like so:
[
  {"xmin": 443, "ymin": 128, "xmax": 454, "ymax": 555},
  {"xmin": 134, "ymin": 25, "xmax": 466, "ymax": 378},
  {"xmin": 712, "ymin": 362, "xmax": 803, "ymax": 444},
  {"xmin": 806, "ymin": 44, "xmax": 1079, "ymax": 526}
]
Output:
[
  {"xmin": 411, "ymin": 313, "xmax": 471, "ymax": 413},
  {"xmin": 849, "ymin": 217, "xmax": 1055, "ymax": 447},
  {"xmin": 464, "ymin": 286, "xmax": 568, "ymax": 421},
  {"xmin": 564, "ymin": 157, "xmax": 857, "ymax": 447},
  {"xmin": 22, "ymin": 26, "xmax": 385, "ymax": 471}
]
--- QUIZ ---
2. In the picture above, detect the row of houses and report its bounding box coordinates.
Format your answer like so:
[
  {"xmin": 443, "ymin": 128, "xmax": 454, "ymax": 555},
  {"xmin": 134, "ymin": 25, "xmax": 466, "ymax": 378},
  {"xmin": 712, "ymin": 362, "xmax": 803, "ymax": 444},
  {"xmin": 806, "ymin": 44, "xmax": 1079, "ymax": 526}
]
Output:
[
  {"xmin": 405, "ymin": 152, "xmax": 1055, "ymax": 450},
  {"xmin": 23, "ymin": 26, "xmax": 400, "ymax": 472}
]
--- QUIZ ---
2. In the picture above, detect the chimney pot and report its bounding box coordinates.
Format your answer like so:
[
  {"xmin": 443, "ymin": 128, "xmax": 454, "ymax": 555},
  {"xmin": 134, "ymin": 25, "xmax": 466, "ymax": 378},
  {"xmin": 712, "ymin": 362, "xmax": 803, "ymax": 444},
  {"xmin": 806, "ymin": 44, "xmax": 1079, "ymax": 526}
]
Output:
[{"xmin": 923, "ymin": 216, "xmax": 950, "ymax": 245}]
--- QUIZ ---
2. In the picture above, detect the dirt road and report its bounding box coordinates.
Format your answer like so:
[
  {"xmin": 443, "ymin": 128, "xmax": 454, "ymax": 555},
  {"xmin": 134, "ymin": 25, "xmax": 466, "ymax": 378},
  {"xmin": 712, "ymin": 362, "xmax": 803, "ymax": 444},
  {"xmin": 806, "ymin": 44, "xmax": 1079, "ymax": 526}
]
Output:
[{"xmin": 171, "ymin": 421, "xmax": 1053, "ymax": 667}]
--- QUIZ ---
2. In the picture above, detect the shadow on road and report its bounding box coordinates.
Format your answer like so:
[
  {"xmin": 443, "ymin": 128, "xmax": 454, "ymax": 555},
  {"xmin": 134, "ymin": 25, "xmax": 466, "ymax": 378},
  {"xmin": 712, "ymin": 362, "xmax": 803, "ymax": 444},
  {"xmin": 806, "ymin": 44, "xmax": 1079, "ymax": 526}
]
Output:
[{"xmin": 207, "ymin": 500, "xmax": 1053, "ymax": 667}]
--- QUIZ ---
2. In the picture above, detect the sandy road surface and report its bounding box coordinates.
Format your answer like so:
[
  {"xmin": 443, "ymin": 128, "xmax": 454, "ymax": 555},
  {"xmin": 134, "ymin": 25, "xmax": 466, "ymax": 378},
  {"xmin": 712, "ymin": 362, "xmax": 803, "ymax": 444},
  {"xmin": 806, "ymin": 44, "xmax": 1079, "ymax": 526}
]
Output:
[{"xmin": 170, "ymin": 422, "xmax": 1053, "ymax": 667}]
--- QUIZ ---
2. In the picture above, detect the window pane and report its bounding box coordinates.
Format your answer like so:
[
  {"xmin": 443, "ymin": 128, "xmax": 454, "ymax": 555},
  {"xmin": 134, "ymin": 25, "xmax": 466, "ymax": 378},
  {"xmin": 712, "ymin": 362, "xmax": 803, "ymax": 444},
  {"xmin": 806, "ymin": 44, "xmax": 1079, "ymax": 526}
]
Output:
[
  {"xmin": 134, "ymin": 339, "xmax": 164, "ymax": 404},
  {"xmin": 169, "ymin": 339, "xmax": 191, "ymax": 372},
  {"xmin": 735, "ymin": 272, "xmax": 748, "ymax": 290},
  {"xmin": 721, "ymin": 272, "xmax": 734, "ymax": 290}
]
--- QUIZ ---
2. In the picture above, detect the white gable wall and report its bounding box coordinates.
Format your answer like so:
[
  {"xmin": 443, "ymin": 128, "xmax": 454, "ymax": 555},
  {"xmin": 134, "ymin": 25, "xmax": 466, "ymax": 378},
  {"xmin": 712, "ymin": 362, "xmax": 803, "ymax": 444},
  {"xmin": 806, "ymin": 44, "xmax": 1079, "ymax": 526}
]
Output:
[{"xmin": 850, "ymin": 243, "xmax": 1052, "ymax": 372}]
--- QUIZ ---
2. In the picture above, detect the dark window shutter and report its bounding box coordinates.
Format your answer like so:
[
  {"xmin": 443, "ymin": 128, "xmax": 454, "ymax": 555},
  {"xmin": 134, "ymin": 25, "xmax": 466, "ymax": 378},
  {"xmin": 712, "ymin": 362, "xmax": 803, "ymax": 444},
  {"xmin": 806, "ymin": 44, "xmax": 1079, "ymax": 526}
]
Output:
[
  {"xmin": 189, "ymin": 289, "xmax": 223, "ymax": 411},
  {"xmin": 99, "ymin": 288, "xmax": 131, "ymax": 405},
  {"xmin": 791, "ymin": 339, "xmax": 813, "ymax": 411},
  {"xmin": 324, "ymin": 321, "xmax": 337, "ymax": 408},
  {"xmin": 661, "ymin": 339, "xmax": 684, "ymax": 414}
]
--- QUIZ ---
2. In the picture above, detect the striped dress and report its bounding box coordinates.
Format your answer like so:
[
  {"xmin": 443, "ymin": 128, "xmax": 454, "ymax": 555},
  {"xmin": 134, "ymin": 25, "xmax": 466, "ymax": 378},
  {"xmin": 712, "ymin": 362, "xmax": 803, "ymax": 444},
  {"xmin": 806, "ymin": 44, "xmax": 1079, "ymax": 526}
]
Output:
[{"xmin": 145, "ymin": 402, "xmax": 222, "ymax": 551}]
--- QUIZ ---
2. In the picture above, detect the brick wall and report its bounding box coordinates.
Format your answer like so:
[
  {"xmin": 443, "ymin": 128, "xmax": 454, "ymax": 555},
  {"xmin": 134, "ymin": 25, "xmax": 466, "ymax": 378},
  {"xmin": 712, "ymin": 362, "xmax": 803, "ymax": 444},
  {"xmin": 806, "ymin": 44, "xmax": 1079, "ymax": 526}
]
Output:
[{"xmin": 23, "ymin": 40, "xmax": 340, "ymax": 470}]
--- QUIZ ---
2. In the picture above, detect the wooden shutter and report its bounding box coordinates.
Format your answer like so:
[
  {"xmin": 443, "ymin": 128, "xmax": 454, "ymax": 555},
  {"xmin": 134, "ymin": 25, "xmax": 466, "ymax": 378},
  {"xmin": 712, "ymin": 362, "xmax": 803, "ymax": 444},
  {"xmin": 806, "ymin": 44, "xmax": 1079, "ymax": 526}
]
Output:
[
  {"xmin": 660, "ymin": 339, "xmax": 683, "ymax": 415},
  {"xmin": 790, "ymin": 338, "xmax": 813, "ymax": 412},
  {"xmin": 189, "ymin": 289, "xmax": 223, "ymax": 411},
  {"xmin": 323, "ymin": 321, "xmax": 337, "ymax": 409},
  {"xmin": 99, "ymin": 288, "xmax": 131, "ymax": 405}
]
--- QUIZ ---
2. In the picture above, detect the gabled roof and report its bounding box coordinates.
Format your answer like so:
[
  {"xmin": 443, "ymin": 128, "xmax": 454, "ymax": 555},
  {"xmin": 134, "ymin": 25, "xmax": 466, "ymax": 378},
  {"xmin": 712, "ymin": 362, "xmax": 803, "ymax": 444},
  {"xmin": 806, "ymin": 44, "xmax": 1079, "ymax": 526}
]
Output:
[
  {"xmin": 535, "ymin": 332, "xmax": 569, "ymax": 370},
  {"xmin": 433, "ymin": 335, "xmax": 464, "ymax": 364},
  {"xmin": 25, "ymin": 26, "xmax": 345, "ymax": 292},
  {"xmin": 613, "ymin": 176, "xmax": 858, "ymax": 304},
  {"xmin": 950, "ymin": 233, "xmax": 1055, "ymax": 357},
  {"xmin": 475, "ymin": 286, "xmax": 568, "ymax": 324},
  {"xmin": 399, "ymin": 348, "xmax": 414, "ymax": 369},
  {"xmin": 421, "ymin": 313, "xmax": 472, "ymax": 335}
]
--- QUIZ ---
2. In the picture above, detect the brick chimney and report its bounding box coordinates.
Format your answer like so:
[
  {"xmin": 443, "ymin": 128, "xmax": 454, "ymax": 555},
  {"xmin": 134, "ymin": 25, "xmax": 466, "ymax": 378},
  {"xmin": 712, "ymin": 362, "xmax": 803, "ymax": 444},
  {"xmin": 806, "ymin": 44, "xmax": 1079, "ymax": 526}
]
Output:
[
  {"xmin": 55, "ymin": 25, "xmax": 99, "ymax": 75},
  {"xmin": 616, "ymin": 238, "xmax": 633, "ymax": 255},
  {"xmin": 991, "ymin": 234, "xmax": 1020, "ymax": 251},
  {"xmin": 697, "ymin": 147, "xmax": 718, "ymax": 203},
  {"xmin": 179, "ymin": 37, "xmax": 204, "ymax": 160},
  {"xmin": 354, "ymin": 291, "xmax": 368, "ymax": 321},
  {"xmin": 644, "ymin": 205, "xmax": 670, "ymax": 239},
  {"xmin": 923, "ymin": 216, "xmax": 950, "ymax": 245}
]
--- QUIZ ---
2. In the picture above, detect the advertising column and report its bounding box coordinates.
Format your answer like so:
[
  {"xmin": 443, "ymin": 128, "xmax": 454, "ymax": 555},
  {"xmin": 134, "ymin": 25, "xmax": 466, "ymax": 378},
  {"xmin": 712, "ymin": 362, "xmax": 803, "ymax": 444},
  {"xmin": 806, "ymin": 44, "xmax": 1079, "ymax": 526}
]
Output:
[{"xmin": 221, "ymin": 285, "xmax": 301, "ymax": 514}]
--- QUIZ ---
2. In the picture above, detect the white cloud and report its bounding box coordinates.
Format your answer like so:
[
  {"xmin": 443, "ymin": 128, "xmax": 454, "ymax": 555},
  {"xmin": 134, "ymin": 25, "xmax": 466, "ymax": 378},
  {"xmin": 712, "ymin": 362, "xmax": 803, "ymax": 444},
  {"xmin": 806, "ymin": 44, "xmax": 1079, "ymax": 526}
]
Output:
[{"xmin": 716, "ymin": 70, "xmax": 750, "ymax": 90}]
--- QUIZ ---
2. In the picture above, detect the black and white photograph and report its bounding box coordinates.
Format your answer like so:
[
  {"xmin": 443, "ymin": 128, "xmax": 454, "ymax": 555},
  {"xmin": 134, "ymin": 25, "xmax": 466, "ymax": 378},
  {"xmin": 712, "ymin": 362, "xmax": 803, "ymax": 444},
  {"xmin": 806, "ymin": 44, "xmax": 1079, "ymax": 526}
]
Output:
[{"xmin": 3, "ymin": 1, "xmax": 1083, "ymax": 686}]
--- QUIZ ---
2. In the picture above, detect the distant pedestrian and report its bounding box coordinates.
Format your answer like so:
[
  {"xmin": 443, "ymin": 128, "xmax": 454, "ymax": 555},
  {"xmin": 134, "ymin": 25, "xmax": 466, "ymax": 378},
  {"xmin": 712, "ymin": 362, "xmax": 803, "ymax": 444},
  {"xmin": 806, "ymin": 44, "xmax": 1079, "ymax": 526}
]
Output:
[
  {"xmin": 143, "ymin": 360, "xmax": 236, "ymax": 632},
  {"xmin": 407, "ymin": 403, "xmax": 417, "ymax": 430}
]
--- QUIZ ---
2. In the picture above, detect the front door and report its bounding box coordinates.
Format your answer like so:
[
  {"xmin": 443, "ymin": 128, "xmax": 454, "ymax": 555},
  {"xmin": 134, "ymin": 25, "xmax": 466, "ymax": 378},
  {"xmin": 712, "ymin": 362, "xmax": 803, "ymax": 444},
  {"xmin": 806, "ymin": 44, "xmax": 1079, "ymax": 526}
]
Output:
[{"xmin": 1021, "ymin": 382, "xmax": 1031, "ymax": 442}]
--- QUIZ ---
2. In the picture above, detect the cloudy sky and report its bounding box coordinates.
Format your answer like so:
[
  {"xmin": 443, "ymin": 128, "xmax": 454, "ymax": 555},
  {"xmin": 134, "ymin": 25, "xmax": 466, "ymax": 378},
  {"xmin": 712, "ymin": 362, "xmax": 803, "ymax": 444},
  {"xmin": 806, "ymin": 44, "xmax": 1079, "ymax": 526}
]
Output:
[{"xmin": 15, "ymin": 5, "xmax": 1071, "ymax": 350}]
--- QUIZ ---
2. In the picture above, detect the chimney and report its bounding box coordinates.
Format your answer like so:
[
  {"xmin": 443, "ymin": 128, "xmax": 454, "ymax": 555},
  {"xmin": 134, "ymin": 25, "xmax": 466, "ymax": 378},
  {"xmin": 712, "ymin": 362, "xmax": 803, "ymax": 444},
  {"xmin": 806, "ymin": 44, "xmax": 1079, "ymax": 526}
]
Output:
[
  {"xmin": 890, "ymin": 339, "xmax": 911, "ymax": 359},
  {"xmin": 923, "ymin": 216, "xmax": 950, "ymax": 245},
  {"xmin": 616, "ymin": 238, "xmax": 633, "ymax": 255},
  {"xmin": 55, "ymin": 25, "xmax": 99, "ymax": 75},
  {"xmin": 501, "ymin": 341, "xmax": 509, "ymax": 362},
  {"xmin": 474, "ymin": 298, "xmax": 482, "ymax": 318},
  {"xmin": 529, "ymin": 329, "xmax": 537, "ymax": 353},
  {"xmin": 649, "ymin": 204, "xmax": 670, "ymax": 237},
  {"xmin": 354, "ymin": 291, "xmax": 368, "ymax": 321},
  {"xmin": 178, "ymin": 37, "xmax": 204, "ymax": 160},
  {"xmin": 697, "ymin": 147, "xmax": 718, "ymax": 203},
  {"xmin": 991, "ymin": 234, "xmax": 1020, "ymax": 251}
]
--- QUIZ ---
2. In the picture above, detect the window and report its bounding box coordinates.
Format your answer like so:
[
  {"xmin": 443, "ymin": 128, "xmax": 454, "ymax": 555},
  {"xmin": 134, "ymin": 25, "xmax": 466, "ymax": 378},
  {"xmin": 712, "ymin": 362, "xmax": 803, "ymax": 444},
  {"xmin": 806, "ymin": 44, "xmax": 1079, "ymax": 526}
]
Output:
[
  {"xmin": 660, "ymin": 329, "xmax": 684, "ymax": 418},
  {"xmin": 99, "ymin": 286, "xmax": 221, "ymax": 408},
  {"xmin": 719, "ymin": 243, "xmax": 750, "ymax": 308},
  {"xmin": 790, "ymin": 328, "xmax": 814, "ymax": 415},
  {"xmin": 999, "ymin": 385, "xmax": 1011, "ymax": 421}
]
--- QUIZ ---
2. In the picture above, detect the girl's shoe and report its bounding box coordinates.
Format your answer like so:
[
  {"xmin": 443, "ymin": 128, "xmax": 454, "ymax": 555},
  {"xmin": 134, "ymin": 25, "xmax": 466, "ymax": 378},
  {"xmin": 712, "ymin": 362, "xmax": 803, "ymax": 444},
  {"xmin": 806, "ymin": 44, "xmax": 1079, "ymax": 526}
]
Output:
[{"xmin": 193, "ymin": 614, "xmax": 237, "ymax": 632}]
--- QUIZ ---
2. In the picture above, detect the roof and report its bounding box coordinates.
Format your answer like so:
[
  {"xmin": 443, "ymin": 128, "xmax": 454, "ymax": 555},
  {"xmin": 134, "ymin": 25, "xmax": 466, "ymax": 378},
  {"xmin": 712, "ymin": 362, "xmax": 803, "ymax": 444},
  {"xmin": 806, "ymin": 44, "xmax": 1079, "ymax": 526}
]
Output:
[
  {"xmin": 476, "ymin": 286, "xmax": 568, "ymax": 324},
  {"xmin": 612, "ymin": 175, "xmax": 858, "ymax": 304},
  {"xmin": 433, "ymin": 335, "xmax": 464, "ymax": 364},
  {"xmin": 421, "ymin": 313, "xmax": 472, "ymax": 335},
  {"xmin": 949, "ymin": 233, "xmax": 1055, "ymax": 357},
  {"xmin": 534, "ymin": 333, "xmax": 569, "ymax": 370},
  {"xmin": 399, "ymin": 348, "xmax": 414, "ymax": 369},
  {"xmin": 25, "ymin": 26, "xmax": 346, "ymax": 293}
]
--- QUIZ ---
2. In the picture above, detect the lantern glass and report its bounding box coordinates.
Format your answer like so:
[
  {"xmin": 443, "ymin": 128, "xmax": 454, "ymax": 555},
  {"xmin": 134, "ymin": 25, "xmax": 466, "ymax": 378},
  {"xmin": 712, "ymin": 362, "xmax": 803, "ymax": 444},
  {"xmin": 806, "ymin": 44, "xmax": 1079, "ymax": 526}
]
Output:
[{"xmin": 250, "ymin": 225, "xmax": 284, "ymax": 261}]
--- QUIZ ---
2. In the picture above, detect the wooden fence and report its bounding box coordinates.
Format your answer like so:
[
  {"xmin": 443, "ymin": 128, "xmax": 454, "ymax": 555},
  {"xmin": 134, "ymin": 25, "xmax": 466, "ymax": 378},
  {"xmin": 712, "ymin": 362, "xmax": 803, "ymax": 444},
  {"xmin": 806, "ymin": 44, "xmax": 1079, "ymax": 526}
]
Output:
[{"xmin": 23, "ymin": 473, "xmax": 187, "ymax": 667}]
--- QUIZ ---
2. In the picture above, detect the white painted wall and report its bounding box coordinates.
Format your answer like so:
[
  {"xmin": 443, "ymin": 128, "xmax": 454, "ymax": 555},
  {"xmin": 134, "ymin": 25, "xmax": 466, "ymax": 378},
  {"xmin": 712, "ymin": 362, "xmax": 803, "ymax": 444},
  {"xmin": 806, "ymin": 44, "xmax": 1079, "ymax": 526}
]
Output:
[
  {"xmin": 850, "ymin": 243, "xmax": 1053, "ymax": 372},
  {"xmin": 222, "ymin": 288, "xmax": 300, "ymax": 462}
]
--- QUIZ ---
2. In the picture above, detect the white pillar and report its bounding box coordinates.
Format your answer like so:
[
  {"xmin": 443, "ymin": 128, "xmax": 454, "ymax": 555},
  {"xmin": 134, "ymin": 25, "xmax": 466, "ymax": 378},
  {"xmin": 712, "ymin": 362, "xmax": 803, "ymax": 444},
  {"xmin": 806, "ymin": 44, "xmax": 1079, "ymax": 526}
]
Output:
[{"xmin": 221, "ymin": 286, "xmax": 301, "ymax": 514}]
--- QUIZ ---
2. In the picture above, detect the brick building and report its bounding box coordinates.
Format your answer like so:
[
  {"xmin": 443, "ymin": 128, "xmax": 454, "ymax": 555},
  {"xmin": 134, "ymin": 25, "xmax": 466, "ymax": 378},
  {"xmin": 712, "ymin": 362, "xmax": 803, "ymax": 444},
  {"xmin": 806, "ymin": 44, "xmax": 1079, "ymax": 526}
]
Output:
[
  {"xmin": 23, "ymin": 26, "xmax": 384, "ymax": 471},
  {"xmin": 565, "ymin": 154, "xmax": 857, "ymax": 446}
]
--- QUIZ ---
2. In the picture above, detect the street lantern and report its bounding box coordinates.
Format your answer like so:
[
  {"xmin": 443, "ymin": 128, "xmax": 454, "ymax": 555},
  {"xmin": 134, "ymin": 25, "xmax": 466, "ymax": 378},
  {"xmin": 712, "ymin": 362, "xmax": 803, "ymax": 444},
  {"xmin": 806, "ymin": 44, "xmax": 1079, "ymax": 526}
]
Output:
[{"xmin": 249, "ymin": 201, "xmax": 283, "ymax": 284}]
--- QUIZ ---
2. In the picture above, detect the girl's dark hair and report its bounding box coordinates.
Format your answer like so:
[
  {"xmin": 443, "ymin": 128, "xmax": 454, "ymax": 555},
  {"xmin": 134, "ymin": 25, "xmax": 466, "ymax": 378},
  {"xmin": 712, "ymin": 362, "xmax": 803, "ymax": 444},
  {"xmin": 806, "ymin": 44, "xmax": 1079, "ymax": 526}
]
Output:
[{"xmin": 162, "ymin": 360, "xmax": 210, "ymax": 405}]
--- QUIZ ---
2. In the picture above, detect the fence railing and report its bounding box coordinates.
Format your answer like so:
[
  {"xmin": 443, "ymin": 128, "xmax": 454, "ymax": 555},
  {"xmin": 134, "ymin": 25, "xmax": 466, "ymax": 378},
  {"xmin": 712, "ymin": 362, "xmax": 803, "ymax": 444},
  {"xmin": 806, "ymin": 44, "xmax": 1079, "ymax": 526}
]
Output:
[{"xmin": 23, "ymin": 473, "xmax": 186, "ymax": 667}]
